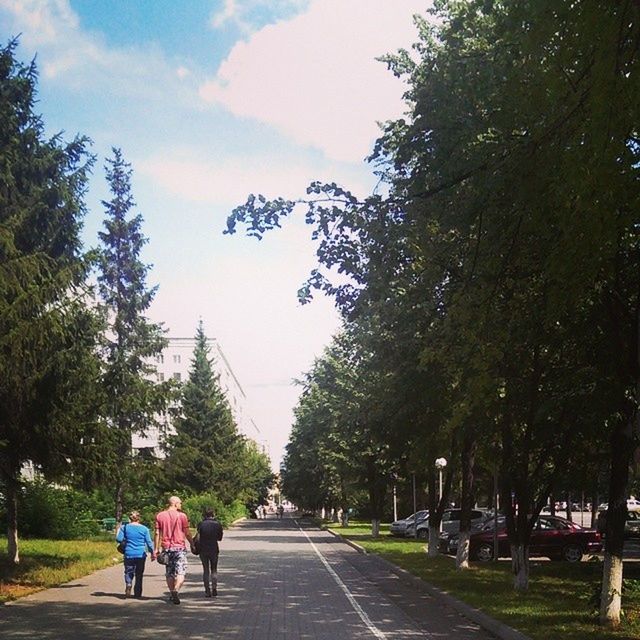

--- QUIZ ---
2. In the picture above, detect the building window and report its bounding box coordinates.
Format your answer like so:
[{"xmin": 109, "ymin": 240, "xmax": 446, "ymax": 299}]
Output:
[
  {"xmin": 173, "ymin": 372, "xmax": 181, "ymax": 381},
  {"xmin": 157, "ymin": 355, "xmax": 164, "ymax": 363},
  {"xmin": 173, "ymin": 355, "xmax": 181, "ymax": 363},
  {"xmin": 158, "ymin": 373, "xmax": 165, "ymax": 382}
]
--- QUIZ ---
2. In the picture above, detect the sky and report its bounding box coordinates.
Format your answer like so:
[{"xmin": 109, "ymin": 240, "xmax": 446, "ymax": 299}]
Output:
[{"xmin": 0, "ymin": 0, "xmax": 432, "ymax": 470}]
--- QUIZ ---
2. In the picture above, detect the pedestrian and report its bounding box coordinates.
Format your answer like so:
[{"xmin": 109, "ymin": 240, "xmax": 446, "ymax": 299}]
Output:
[
  {"xmin": 195, "ymin": 506, "xmax": 224, "ymax": 597},
  {"xmin": 154, "ymin": 496, "xmax": 194, "ymax": 605},
  {"xmin": 277, "ymin": 504, "xmax": 284, "ymax": 519},
  {"xmin": 115, "ymin": 511, "xmax": 155, "ymax": 599}
]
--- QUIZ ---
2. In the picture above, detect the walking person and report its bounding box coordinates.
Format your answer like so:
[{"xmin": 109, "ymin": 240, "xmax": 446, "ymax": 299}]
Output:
[
  {"xmin": 195, "ymin": 507, "xmax": 224, "ymax": 597},
  {"xmin": 154, "ymin": 496, "xmax": 194, "ymax": 605},
  {"xmin": 115, "ymin": 511, "xmax": 155, "ymax": 599}
]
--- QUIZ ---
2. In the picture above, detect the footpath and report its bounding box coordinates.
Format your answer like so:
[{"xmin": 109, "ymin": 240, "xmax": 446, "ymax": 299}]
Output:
[{"xmin": 1, "ymin": 517, "xmax": 528, "ymax": 640}]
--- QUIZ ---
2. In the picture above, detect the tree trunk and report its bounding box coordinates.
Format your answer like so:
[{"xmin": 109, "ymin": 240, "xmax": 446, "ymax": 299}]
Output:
[
  {"xmin": 599, "ymin": 415, "xmax": 633, "ymax": 627},
  {"xmin": 371, "ymin": 518, "xmax": 380, "ymax": 537},
  {"xmin": 428, "ymin": 525, "xmax": 439, "ymax": 557},
  {"xmin": 600, "ymin": 553, "xmax": 624, "ymax": 626},
  {"xmin": 511, "ymin": 543, "xmax": 529, "ymax": 591},
  {"xmin": 115, "ymin": 481, "xmax": 124, "ymax": 523},
  {"xmin": 457, "ymin": 530, "xmax": 471, "ymax": 569},
  {"xmin": 457, "ymin": 432, "xmax": 477, "ymax": 570},
  {"xmin": 565, "ymin": 493, "xmax": 573, "ymax": 522},
  {"xmin": 6, "ymin": 474, "xmax": 20, "ymax": 565}
]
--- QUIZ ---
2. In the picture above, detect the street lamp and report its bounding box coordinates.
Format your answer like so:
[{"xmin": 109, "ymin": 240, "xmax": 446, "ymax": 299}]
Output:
[{"xmin": 435, "ymin": 457, "xmax": 447, "ymax": 533}]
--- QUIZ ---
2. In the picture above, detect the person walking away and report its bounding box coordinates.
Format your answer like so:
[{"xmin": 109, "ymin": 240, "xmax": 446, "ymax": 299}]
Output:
[
  {"xmin": 115, "ymin": 511, "xmax": 155, "ymax": 599},
  {"xmin": 155, "ymin": 496, "xmax": 193, "ymax": 605},
  {"xmin": 197, "ymin": 507, "xmax": 224, "ymax": 597}
]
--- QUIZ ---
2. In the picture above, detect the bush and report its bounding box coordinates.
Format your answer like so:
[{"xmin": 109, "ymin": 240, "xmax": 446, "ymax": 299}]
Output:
[
  {"xmin": 15, "ymin": 480, "xmax": 102, "ymax": 539},
  {"xmin": 181, "ymin": 493, "xmax": 246, "ymax": 528}
]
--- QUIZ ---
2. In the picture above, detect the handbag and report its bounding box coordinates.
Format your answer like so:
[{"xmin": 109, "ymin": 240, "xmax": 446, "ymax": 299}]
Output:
[
  {"xmin": 116, "ymin": 524, "xmax": 127, "ymax": 554},
  {"xmin": 190, "ymin": 532, "xmax": 200, "ymax": 556}
]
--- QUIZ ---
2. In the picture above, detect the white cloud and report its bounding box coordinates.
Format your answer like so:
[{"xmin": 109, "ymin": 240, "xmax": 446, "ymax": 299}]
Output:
[
  {"xmin": 137, "ymin": 152, "xmax": 372, "ymax": 206},
  {"xmin": 210, "ymin": 0, "xmax": 238, "ymax": 29},
  {"xmin": 0, "ymin": 0, "xmax": 194, "ymax": 101},
  {"xmin": 200, "ymin": 0, "xmax": 430, "ymax": 163},
  {"xmin": 209, "ymin": 0, "xmax": 310, "ymax": 33}
]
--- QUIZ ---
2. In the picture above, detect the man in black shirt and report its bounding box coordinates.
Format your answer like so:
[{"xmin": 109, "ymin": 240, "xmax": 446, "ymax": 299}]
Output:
[{"xmin": 196, "ymin": 507, "xmax": 224, "ymax": 597}]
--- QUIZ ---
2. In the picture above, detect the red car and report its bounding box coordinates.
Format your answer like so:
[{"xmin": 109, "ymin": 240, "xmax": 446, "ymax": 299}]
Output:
[{"xmin": 470, "ymin": 515, "xmax": 602, "ymax": 562}]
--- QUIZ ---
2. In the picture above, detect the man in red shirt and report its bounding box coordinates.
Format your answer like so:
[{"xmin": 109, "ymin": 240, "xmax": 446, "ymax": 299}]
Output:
[{"xmin": 154, "ymin": 496, "xmax": 194, "ymax": 604}]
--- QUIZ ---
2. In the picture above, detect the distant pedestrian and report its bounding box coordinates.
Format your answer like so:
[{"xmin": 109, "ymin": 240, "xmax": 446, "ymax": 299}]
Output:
[
  {"xmin": 196, "ymin": 507, "xmax": 224, "ymax": 597},
  {"xmin": 154, "ymin": 496, "xmax": 194, "ymax": 605},
  {"xmin": 115, "ymin": 511, "xmax": 155, "ymax": 599},
  {"xmin": 277, "ymin": 504, "xmax": 284, "ymax": 519}
]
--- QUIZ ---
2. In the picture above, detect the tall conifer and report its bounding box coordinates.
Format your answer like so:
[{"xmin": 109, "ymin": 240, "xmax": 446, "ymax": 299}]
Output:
[
  {"xmin": 97, "ymin": 148, "xmax": 168, "ymax": 522},
  {"xmin": 0, "ymin": 40, "xmax": 100, "ymax": 564},
  {"xmin": 165, "ymin": 321, "xmax": 245, "ymax": 501}
]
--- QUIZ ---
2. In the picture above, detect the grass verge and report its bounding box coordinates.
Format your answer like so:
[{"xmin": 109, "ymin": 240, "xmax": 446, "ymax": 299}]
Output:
[
  {"xmin": 328, "ymin": 523, "xmax": 640, "ymax": 640},
  {"xmin": 0, "ymin": 537, "xmax": 119, "ymax": 603}
]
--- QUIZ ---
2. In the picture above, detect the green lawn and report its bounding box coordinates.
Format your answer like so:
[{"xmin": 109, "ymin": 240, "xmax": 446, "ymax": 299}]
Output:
[
  {"xmin": 0, "ymin": 537, "xmax": 118, "ymax": 602},
  {"xmin": 328, "ymin": 523, "xmax": 640, "ymax": 640}
]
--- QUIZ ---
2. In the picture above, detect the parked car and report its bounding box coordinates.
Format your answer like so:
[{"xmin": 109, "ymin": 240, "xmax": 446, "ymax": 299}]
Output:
[
  {"xmin": 443, "ymin": 515, "xmax": 602, "ymax": 562},
  {"xmin": 414, "ymin": 508, "xmax": 488, "ymax": 540},
  {"xmin": 596, "ymin": 507, "xmax": 640, "ymax": 539},
  {"xmin": 438, "ymin": 515, "xmax": 505, "ymax": 554},
  {"xmin": 389, "ymin": 510, "xmax": 428, "ymax": 537}
]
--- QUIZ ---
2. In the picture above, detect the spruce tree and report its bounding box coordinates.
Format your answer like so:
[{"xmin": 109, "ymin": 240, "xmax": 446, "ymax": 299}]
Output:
[
  {"xmin": 0, "ymin": 40, "xmax": 100, "ymax": 564},
  {"xmin": 165, "ymin": 321, "xmax": 245, "ymax": 502},
  {"xmin": 97, "ymin": 147, "xmax": 169, "ymax": 522}
]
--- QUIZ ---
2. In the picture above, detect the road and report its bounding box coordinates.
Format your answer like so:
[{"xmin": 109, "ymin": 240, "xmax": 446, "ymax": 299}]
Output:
[{"xmin": 2, "ymin": 516, "xmax": 502, "ymax": 640}]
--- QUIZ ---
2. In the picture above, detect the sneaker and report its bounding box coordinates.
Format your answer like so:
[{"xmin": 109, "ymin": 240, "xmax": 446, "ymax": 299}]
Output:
[
  {"xmin": 171, "ymin": 591, "xmax": 181, "ymax": 605},
  {"xmin": 211, "ymin": 588, "xmax": 217, "ymax": 597},
  {"xmin": 205, "ymin": 589, "xmax": 212, "ymax": 597},
  {"xmin": 125, "ymin": 586, "xmax": 132, "ymax": 599}
]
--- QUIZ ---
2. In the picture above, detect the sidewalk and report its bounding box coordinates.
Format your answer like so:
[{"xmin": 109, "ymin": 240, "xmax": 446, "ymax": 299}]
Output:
[{"xmin": 1, "ymin": 518, "xmax": 521, "ymax": 639}]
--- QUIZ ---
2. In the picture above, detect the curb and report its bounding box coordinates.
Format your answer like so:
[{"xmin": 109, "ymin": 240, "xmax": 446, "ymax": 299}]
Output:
[{"xmin": 326, "ymin": 528, "xmax": 531, "ymax": 640}]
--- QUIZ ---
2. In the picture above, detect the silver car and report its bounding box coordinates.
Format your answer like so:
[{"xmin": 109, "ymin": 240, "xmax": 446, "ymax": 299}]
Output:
[
  {"xmin": 415, "ymin": 508, "xmax": 488, "ymax": 540},
  {"xmin": 389, "ymin": 510, "xmax": 428, "ymax": 537}
]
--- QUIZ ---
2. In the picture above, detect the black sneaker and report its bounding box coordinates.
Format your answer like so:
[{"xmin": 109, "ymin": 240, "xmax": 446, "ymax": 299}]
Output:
[
  {"xmin": 211, "ymin": 588, "xmax": 217, "ymax": 597},
  {"xmin": 171, "ymin": 591, "xmax": 180, "ymax": 604}
]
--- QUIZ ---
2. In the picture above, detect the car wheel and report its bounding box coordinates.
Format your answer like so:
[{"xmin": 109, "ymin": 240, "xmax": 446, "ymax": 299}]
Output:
[
  {"xmin": 417, "ymin": 528, "xmax": 429, "ymax": 540},
  {"xmin": 562, "ymin": 544, "xmax": 583, "ymax": 562},
  {"xmin": 476, "ymin": 543, "xmax": 494, "ymax": 562}
]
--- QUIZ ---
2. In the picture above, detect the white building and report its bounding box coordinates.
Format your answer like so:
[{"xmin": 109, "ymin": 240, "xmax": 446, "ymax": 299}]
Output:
[{"xmin": 132, "ymin": 336, "xmax": 260, "ymax": 456}]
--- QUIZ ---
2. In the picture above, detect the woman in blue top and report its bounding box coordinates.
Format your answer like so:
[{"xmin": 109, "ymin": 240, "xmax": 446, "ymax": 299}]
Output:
[{"xmin": 115, "ymin": 511, "xmax": 155, "ymax": 598}]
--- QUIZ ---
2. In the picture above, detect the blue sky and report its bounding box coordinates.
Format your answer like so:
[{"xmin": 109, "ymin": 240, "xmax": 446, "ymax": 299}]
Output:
[{"xmin": 1, "ymin": 0, "xmax": 432, "ymax": 469}]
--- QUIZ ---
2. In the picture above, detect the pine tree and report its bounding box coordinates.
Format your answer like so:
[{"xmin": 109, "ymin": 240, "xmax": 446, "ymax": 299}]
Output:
[
  {"xmin": 97, "ymin": 147, "xmax": 169, "ymax": 522},
  {"xmin": 0, "ymin": 40, "xmax": 100, "ymax": 564},
  {"xmin": 165, "ymin": 321, "xmax": 245, "ymax": 502}
]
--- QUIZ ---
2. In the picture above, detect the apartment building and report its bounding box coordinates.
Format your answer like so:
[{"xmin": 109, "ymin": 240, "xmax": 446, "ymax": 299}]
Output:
[{"xmin": 131, "ymin": 337, "xmax": 260, "ymax": 457}]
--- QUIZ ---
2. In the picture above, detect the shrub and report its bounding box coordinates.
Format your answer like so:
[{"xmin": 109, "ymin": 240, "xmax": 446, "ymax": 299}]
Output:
[{"xmin": 16, "ymin": 480, "xmax": 101, "ymax": 539}]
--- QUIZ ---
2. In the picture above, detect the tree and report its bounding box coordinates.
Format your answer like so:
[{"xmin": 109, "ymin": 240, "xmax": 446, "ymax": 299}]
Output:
[
  {"xmin": 97, "ymin": 147, "xmax": 169, "ymax": 523},
  {"xmin": 163, "ymin": 321, "xmax": 246, "ymax": 503},
  {"xmin": 0, "ymin": 40, "xmax": 99, "ymax": 564}
]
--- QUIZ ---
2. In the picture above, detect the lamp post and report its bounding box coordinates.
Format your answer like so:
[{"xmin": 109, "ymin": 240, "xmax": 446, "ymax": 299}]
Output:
[{"xmin": 435, "ymin": 457, "xmax": 447, "ymax": 533}]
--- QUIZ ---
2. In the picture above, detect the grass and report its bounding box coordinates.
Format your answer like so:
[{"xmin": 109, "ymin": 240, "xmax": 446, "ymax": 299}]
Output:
[
  {"xmin": 0, "ymin": 537, "xmax": 119, "ymax": 603},
  {"xmin": 327, "ymin": 522, "xmax": 640, "ymax": 640}
]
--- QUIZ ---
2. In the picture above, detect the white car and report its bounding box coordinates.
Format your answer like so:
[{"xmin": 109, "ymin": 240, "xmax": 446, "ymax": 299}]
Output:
[{"xmin": 389, "ymin": 510, "xmax": 428, "ymax": 537}]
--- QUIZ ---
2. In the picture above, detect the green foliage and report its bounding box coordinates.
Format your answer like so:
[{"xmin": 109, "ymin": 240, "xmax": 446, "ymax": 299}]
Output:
[
  {"xmin": 0, "ymin": 38, "xmax": 101, "ymax": 561},
  {"xmin": 181, "ymin": 493, "xmax": 246, "ymax": 528},
  {"xmin": 13, "ymin": 480, "xmax": 102, "ymax": 539},
  {"xmin": 163, "ymin": 322, "xmax": 261, "ymax": 503},
  {"xmin": 96, "ymin": 147, "xmax": 171, "ymax": 520}
]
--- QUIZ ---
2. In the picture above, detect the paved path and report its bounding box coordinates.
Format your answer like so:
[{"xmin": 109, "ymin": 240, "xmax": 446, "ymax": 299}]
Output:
[{"xmin": 2, "ymin": 516, "xmax": 499, "ymax": 639}]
